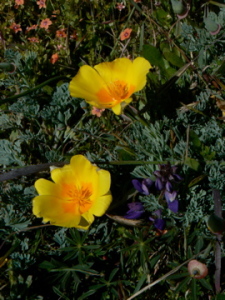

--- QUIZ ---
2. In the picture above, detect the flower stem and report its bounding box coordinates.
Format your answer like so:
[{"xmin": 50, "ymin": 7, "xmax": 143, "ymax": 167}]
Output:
[{"xmin": 213, "ymin": 189, "xmax": 222, "ymax": 294}]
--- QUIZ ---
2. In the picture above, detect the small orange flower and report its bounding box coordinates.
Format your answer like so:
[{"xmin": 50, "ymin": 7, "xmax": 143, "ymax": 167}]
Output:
[
  {"xmin": 56, "ymin": 29, "xmax": 67, "ymax": 38},
  {"xmin": 26, "ymin": 24, "xmax": 38, "ymax": 32},
  {"xmin": 37, "ymin": 0, "xmax": 46, "ymax": 9},
  {"xmin": 15, "ymin": 0, "xmax": 24, "ymax": 5},
  {"xmin": 50, "ymin": 53, "xmax": 59, "ymax": 64},
  {"xmin": 28, "ymin": 37, "xmax": 40, "ymax": 43},
  {"xmin": 40, "ymin": 18, "xmax": 52, "ymax": 30},
  {"xmin": 10, "ymin": 23, "xmax": 22, "ymax": 33},
  {"xmin": 91, "ymin": 107, "xmax": 105, "ymax": 117},
  {"xmin": 120, "ymin": 28, "xmax": 132, "ymax": 41}
]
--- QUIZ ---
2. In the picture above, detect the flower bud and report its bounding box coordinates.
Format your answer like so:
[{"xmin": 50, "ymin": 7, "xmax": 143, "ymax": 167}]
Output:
[
  {"xmin": 170, "ymin": 0, "xmax": 186, "ymax": 15},
  {"xmin": 206, "ymin": 214, "xmax": 225, "ymax": 234},
  {"xmin": 204, "ymin": 16, "xmax": 221, "ymax": 35},
  {"xmin": 188, "ymin": 260, "xmax": 208, "ymax": 279}
]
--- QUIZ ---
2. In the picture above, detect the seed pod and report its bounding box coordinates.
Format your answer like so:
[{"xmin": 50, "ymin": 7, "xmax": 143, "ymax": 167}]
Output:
[
  {"xmin": 204, "ymin": 16, "xmax": 218, "ymax": 31},
  {"xmin": 207, "ymin": 214, "xmax": 225, "ymax": 234}
]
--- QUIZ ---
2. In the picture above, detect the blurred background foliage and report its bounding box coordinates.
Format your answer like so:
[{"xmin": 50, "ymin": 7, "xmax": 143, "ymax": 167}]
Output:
[{"xmin": 1, "ymin": 0, "xmax": 225, "ymax": 299}]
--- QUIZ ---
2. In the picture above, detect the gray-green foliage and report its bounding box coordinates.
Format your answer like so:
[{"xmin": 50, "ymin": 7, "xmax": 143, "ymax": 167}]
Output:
[
  {"xmin": 0, "ymin": 139, "xmax": 25, "ymax": 166},
  {"xmin": 1, "ymin": 1, "xmax": 225, "ymax": 299}
]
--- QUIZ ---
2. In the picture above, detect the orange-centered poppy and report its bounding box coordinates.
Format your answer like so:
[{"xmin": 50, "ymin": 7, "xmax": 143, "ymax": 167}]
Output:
[
  {"xmin": 32, "ymin": 155, "xmax": 112, "ymax": 229},
  {"xmin": 69, "ymin": 57, "xmax": 152, "ymax": 115}
]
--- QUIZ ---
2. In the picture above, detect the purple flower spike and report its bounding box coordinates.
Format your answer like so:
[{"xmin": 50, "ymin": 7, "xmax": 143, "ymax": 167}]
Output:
[
  {"xmin": 166, "ymin": 181, "xmax": 173, "ymax": 192},
  {"xmin": 154, "ymin": 163, "xmax": 182, "ymax": 183},
  {"xmin": 124, "ymin": 202, "xmax": 145, "ymax": 219},
  {"xmin": 154, "ymin": 219, "xmax": 166, "ymax": 230},
  {"xmin": 154, "ymin": 170, "xmax": 161, "ymax": 177},
  {"xmin": 132, "ymin": 179, "xmax": 143, "ymax": 193},
  {"xmin": 149, "ymin": 210, "xmax": 166, "ymax": 230},
  {"xmin": 132, "ymin": 178, "xmax": 155, "ymax": 195},
  {"xmin": 155, "ymin": 178, "xmax": 164, "ymax": 191},
  {"xmin": 167, "ymin": 199, "xmax": 179, "ymax": 213},
  {"xmin": 173, "ymin": 174, "xmax": 183, "ymax": 181},
  {"xmin": 142, "ymin": 178, "xmax": 154, "ymax": 195},
  {"xmin": 165, "ymin": 190, "xmax": 177, "ymax": 202},
  {"xmin": 153, "ymin": 209, "xmax": 162, "ymax": 218}
]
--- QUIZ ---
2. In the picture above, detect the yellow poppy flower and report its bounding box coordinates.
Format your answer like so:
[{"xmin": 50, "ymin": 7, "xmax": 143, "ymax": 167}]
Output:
[
  {"xmin": 32, "ymin": 155, "xmax": 112, "ymax": 229},
  {"xmin": 69, "ymin": 57, "xmax": 152, "ymax": 115}
]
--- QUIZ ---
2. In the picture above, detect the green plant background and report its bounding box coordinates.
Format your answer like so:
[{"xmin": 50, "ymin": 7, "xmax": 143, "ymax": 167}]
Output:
[{"xmin": 1, "ymin": 0, "xmax": 225, "ymax": 299}]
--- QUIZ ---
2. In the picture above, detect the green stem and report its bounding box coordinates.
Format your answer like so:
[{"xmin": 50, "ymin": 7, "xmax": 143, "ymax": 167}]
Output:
[
  {"xmin": 213, "ymin": 189, "xmax": 222, "ymax": 294},
  {"xmin": 208, "ymin": 1, "xmax": 225, "ymax": 8},
  {"xmin": 110, "ymin": 6, "xmax": 136, "ymax": 58},
  {"xmin": 0, "ymin": 160, "xmax": 175, "ymax": 182}
]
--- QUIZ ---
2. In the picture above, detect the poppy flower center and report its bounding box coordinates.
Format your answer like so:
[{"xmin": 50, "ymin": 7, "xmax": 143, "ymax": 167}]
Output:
[
  {"xmin": 108, "ymin": 80, "xmax": 129, "ymax": 99},
  {"xmin": 96, "ymin": 80, "xmax": 135, "ymax": 106},
  {"xmin": 61, "ymin": 183, "xmax": 93, "ymax": 215}
]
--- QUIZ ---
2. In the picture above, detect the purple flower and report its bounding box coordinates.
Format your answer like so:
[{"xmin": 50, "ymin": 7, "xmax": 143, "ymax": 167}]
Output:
[
  {"xmin": 165, "ymin": 190, "xmax": 178, "ymax": 212},
  {"xmin": 154, "ymin": 163, "xmax": 182, "ymax": 213},
  {"xmin": 132, "ymin": 178, "xmax": 155, "ymax": 195},
  {"xmin": 167, "ymin": 199, "xmax": 179, "ymax": 213},
  {"xmin": 165, "ymin": 190, "xmax": 177, "ymax": 202},
  {"xmin": 123, "ymin": 202, "xmax": 145, "ymax": 219},
  {"xmin": 154, "ymin": 164, "xmax": 182, "ymax": 184},
  {"xmin": 149, "ymin": 210, "xmax": 166, "ymax": 230},
  {"xmin": 132, "ymin": 164, "xmax": 182, "ymax": 214},
  {"xmin": 154, "ymin": 219, "xmax": 166, "ymax": 230},
  {"xmin": 155, "ymin": 177, "xmax": 164, "ymax": 191}
]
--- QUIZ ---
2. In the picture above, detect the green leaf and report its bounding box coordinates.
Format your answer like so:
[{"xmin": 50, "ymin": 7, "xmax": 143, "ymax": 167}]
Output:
[
  {"xmin": 78, "ymin": 290, "xmax": 96, "ymax": 300},
  {"xmin": 164, "ymin": 51, "xmax": 184, "ymax": 68},
  {"xmin": 184, "ymin": 157, "xmax": 200, "ymax": 171},
  {"xmin": 109, "ymin": 268, "xmax": 119, "ymax": 282},
  {"xmin": 199, "ymin": 278, "xmax": 213, "ymax": 291},
  {"xmin": 200, "ymin": 146, "xmax": 216, "ymax": 161},
  {"xmin": 195, "ymin": 235, "xmax": 204, "ymax": 254},
  {"xmin": 214, "ymin": 60, "xmax": 225, "ymax": 77},
  {"xmin": 167, "ymin": 272, "xmax": 189, "ymax": 280},
  {"xmin": 175, "ymin": 276, "xmax": 191, "ymax": 293},
  {"xmin": 154, "ymin": 7, "xmax": 172, "ymax": 26},
  {"xmin": 115, "ymin": 146, "xmax": 136, "ymax": 161},
  {"xmin": 162, "ymin": 48, "xmax": 184, "ymax": 68},
  {"xmin": 189, "ymin": 130, "xmax": 202, "ymax": 149},
  {"xmin": 142, "ymin": 44, "xmax": 166, "ymax": 70},
  {"xmin": 50, "ymin": 265, "xmax": 99, "ymax": 276},
  {"xmin": 191, "ymin": 278, "xmax": 197, "ymax": 300},
  {"xmin": 133, "ymin": 274, "xmax": 147, "ymax": 293},
  {"xmin": 52, "ymin": 286, "xmax": 70, "ymax": 300},
  {"xmin": 188, "ymin": 174, "xmax": 207, "ymax": 187},
  {"xmin": 150, "ymin": 254, "xmax": 161, "ymax": 268}
]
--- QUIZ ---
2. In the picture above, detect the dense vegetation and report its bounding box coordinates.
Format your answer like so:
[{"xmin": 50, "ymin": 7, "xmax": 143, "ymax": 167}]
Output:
[{"xmin": 1, "ymin": 0, "xmax": 225, "ymax": 299}]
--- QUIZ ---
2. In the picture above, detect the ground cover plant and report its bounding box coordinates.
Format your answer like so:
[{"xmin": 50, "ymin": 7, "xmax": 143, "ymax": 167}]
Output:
[{"xmin": 1, "ymin": 0, "xmax": 225, "ymax": 299}]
